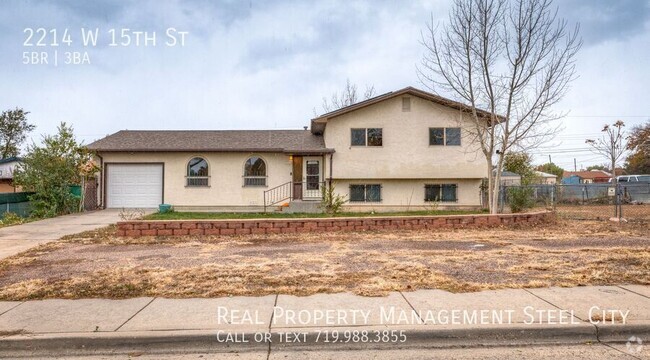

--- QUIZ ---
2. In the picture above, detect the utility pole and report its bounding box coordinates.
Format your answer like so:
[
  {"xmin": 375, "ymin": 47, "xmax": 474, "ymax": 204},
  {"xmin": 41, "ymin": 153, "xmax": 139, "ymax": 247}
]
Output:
[
  {"xmin": 574, "ymin": 158, "xmax": 577, "ymax": 172},
  {"xmin": 548, "ymin": 155, "xmax": 552, "ymax": 164}
]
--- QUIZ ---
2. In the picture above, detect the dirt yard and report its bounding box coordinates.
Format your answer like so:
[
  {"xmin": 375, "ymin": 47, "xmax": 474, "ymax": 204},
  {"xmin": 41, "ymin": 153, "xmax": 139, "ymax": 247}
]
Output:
[{"xmin": 0, "ymin": 218, "xmax": 647, "ymax": 300}]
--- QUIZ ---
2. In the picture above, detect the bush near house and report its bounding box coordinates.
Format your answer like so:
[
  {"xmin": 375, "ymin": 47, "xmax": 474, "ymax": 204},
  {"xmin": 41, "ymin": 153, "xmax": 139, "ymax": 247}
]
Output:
[
  {"xmin": 507, "ymin": 186, "xmax": 536, "ymax": 213},
  {"xmin": 13, "ymin": 123, "xmax": 96, "ymax": 218}
]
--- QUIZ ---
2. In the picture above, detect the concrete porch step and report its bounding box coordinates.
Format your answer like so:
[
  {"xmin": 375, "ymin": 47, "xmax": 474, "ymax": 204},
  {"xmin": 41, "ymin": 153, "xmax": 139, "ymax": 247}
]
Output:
[{"xmin": 282, "ymin": 200, "xmax": 322, "ymax": 214}]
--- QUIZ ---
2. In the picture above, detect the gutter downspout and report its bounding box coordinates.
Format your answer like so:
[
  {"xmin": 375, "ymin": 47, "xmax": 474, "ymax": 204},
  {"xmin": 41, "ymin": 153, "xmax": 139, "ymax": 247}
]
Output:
[
  {"xmin": 96, "ymin": 154, "xmax": 103, "ymax": 209},
  {"xmin": 328, "ymin": 152, "xmax": 333, "ymax": 188}
]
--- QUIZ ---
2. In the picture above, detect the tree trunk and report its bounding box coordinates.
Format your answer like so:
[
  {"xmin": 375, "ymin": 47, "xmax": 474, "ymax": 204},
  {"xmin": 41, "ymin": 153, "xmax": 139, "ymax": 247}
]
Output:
[
  {"xmin": 491, "ymin": 156, "xmax": 505, "ymax": 214},
  {"xmin": 486, "ymin": 161, "xmax": 495, "ymax": 214}
]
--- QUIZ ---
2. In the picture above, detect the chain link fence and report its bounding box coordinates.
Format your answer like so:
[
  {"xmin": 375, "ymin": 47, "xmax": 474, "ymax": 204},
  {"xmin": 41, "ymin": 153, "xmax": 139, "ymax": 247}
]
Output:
[{"xmin": 498, "ymin": 183, "xmax": 650, "ymax": 222}]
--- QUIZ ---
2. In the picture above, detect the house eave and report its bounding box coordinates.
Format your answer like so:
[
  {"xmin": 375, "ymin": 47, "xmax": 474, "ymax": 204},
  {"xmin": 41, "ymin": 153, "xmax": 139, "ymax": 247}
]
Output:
[{"xmin": 90, "ymin": 148, "xmax": 335, "ymax": 155}]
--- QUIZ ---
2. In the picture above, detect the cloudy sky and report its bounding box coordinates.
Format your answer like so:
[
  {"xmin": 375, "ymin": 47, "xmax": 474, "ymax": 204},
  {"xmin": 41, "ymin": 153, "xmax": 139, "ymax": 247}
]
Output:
[{"xmin": 1, "ymin": 0, "xmax": 649, "ymax": 169}]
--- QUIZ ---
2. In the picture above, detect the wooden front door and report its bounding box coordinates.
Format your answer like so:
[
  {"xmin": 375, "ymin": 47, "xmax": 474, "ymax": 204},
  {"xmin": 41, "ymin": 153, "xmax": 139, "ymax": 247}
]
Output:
[{"xmin": 292, "ymin": 156, "xmax": 303, "ymax": 200}]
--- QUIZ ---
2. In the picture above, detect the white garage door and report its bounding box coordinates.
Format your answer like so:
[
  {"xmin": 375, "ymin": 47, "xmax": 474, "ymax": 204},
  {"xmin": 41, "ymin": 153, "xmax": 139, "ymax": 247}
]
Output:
[{"xmin": 106, "ymin": 164, "xmax": 163, "ymax": 208}]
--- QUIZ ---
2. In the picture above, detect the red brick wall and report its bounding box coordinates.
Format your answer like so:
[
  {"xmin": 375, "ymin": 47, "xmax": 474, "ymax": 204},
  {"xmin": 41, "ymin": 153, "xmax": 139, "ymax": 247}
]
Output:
[{"xmin": 116, "ymin": 211, "xmax": 553, "ymax": 237}]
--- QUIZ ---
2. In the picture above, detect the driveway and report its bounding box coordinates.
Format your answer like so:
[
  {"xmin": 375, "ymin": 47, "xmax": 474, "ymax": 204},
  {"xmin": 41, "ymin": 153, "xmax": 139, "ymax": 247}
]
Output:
[{"xmin": 0, "ymin": 210, "xmax": 128, "ymax": 260}]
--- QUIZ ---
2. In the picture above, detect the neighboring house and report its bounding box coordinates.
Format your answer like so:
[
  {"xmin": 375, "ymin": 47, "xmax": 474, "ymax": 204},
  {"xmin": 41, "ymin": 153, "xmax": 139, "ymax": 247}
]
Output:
[
  {"xmin": 561, "ymin": 170, "xmax": 612, "ymax": 184},
  {"xmin": 533, "ymin": 171, "xmax": 557, "ymax": 185},
  {"xmin": 496, "ymin": 171, "xmax": 522, "ymax": 186},
  {"xmin": 0, "ymin": 157, "xmax": 22, "ymax": 193},
  {"xmin": 87, "ymin": 87, "xmax": 492, "ymax": 212}
]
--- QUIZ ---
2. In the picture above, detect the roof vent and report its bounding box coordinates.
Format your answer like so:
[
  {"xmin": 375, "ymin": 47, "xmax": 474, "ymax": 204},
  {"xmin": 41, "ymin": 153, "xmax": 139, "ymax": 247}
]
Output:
[{"xmin": 402, "ymin": 97, "xmax": 411, "ymax": 112}]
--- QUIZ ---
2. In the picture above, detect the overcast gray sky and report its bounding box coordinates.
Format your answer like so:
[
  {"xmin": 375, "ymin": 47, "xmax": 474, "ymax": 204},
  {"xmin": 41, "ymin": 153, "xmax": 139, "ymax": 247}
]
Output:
[{"xmin": 1, "ymin": 0, "xmax": 649, "ymax": 169}]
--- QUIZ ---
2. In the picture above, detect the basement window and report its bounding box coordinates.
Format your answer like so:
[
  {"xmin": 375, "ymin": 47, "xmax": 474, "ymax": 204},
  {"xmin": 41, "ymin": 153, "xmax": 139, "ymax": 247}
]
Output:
[
  {"xmin": 425, "ymin": 184, "xmax": 457, "ymax": 202},
  {"xmin": 350, "ymin": 184, "xmax": 382, "ymax": 202}
]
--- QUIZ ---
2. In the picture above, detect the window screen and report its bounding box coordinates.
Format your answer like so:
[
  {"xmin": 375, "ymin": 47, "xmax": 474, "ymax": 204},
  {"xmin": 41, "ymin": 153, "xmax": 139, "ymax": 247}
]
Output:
[
  {"xmin": 429, "ymin": 128, "xmax": 444, "ymax": 145},
  {"xmin": 367, "ymin": 128, "xmax": 382, "ymax": 146},
  {"xmin": 425, "ymin": 184, "xmax": 457, "ymax": 202},
  {"xmin": 350, "ymin": 184, "xmax": 381, "ymax": 202},
  {"xmin": 351, "ymin": 129, "xmax": 366, "ymax": 146},
  {"xmin": 445, "ymin": 128, "xmax": 461, "ymax": 146}
]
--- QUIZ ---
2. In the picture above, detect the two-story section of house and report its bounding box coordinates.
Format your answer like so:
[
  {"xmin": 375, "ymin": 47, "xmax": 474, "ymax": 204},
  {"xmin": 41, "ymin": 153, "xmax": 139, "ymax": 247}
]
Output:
[
  {"xmin": 312, "ymin": 87, "xmax": 488, "ymax": 211},
  {"xmin": 87, "ymin": 87, "xmax": 490, "ymax": 212}
]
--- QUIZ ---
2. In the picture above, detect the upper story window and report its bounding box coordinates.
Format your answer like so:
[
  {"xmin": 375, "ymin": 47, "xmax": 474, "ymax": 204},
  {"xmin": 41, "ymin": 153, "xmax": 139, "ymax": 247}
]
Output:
[
  {"xmin": 244, "ymin": 156, "xmax": 267, "ymax": 186},
  {"xmin": 351, "ymin": 128, "xmax": 382, "ymax": 147},
  {"xmin": 429, "ymin": 127, "xmax": 461, "ymax": 146},
  {"xmin": 187, "ymin": 157, "xmax": 209, "ymax": 187}
]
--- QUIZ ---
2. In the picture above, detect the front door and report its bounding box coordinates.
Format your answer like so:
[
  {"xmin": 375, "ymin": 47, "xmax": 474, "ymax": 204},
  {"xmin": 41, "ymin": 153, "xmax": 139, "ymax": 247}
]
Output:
[
  {"xmin": 303, "ymin": 158, "xmax": 322, "ymax": 199},
  {"xmin": 292, "ymin": 156, "xmax": 303, "ymax": 200}
]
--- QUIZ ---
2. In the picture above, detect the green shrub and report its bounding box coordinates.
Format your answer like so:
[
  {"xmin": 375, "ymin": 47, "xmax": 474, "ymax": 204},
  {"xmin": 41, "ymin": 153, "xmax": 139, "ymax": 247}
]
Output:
[
  {"xmin": 13, "ymin": 123, "xmax": 95, "ymax": 218},
  {"xmin": 508, "ymin": 187, "xmax": 535, "ymax": 213},
  {"xmin": 1, "ymin": 212, "xmax": 24, "ymax": 226},
  {"xmin": 320, "ymin": 183, "xmax": 348, "ymax": 214}
]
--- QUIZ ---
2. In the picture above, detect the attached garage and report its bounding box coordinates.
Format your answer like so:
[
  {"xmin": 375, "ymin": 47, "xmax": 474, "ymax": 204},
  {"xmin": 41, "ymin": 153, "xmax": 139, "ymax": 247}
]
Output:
[{"xmin": 106, "ymin": 163, "xmax": 163, "ymax": 208}]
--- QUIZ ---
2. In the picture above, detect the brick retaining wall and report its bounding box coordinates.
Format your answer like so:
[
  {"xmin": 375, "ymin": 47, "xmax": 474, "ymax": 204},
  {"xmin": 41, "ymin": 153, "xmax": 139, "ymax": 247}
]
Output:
[{"xmin": 116, "ymin": 211, "xmax": 553, "ymax": 237}]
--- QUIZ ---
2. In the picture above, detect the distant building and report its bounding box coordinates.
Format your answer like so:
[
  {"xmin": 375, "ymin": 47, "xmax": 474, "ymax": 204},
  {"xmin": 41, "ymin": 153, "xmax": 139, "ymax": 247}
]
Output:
[
  {"xmin": 533, "ymin": 171, "xmax": 557, "ymax": 185},
  {"xmin": 561, "ymin": 170, "xmax": 612, "ymax": 184},
  {"xmin": 495, "ymin": 170, "xmax": 522, "ymax": 186},
  {"xmin": 0, "ymin": 157, "xmax": 22, "ymax": 193}
]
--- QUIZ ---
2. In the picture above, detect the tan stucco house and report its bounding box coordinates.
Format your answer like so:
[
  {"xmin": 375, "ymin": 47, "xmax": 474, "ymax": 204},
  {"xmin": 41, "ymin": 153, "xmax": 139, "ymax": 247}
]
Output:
[{"xmin": 87, "ymin": 87, "xmax": 491, "ymax": 212}]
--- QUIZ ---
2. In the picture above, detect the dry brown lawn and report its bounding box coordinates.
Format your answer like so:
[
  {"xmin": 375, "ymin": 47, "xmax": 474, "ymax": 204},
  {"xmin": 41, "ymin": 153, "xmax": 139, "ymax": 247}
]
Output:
[{"xmin": 0, "ymin": 217, "xmax": 647, "ymax": 300}]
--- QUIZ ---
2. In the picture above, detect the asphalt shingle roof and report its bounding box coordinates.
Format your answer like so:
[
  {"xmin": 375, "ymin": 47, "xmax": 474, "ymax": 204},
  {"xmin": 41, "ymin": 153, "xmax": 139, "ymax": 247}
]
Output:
[{"xmin": 87, "ymin": 130, "xmax": 332, "ymax": 154}]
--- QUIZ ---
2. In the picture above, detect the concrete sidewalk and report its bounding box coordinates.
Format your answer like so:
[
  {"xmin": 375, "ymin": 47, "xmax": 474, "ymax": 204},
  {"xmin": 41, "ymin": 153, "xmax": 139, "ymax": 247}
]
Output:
[
  {"xmin": 0, "ymin": 209, "xmax": 148, "ymax": 260},
  {"xmin": 0, "ymin": 285, "xmax": 648, "ymax": 357}
]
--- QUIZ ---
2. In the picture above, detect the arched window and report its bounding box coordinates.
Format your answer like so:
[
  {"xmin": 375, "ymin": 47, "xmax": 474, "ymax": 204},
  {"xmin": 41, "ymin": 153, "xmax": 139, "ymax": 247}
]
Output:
[
  {"xmin": 187, "ymin": 157, "xmax": 209, "ymax": 187},
  {"xmin": 243, "ymin": 156, "xmax": 267, "ymax": 186}
]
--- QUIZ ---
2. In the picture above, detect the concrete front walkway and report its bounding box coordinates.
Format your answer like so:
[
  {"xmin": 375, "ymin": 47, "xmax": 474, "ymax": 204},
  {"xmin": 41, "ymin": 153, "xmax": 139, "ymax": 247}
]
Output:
[
  {"xmin": 0, "ymin": 210, "xmax": 129, "ymax": 260},
  {"xmin": 0, "ymin": 285, "xmax": 648, "ymax": 357}
]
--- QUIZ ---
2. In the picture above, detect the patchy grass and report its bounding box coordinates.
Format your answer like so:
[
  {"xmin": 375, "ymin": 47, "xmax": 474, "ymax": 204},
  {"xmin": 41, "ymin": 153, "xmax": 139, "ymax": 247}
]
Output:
[
  {"xmin": 0, "ymin": 217, "xmax": 647, "ymax": 300},
  {"xmin": 144, "ymin": 209, "xmax": 488, "ymax": 221}
]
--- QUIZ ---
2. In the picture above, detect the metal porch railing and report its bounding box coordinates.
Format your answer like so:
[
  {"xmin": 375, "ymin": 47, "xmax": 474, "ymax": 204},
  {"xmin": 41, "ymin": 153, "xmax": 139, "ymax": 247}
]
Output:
[{"xmin": 263, "ymin": 181, "xmax": 325, "ymax": 212}]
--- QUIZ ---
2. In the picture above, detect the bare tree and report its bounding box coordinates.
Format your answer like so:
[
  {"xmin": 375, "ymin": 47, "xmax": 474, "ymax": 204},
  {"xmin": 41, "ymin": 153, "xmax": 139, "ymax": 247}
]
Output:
[
  {"xmin": 417, "ymin": 0, "xmax": 581, "ymax": 213},
  {"xmin": 586, "ymin": 120, "xmax": 627, "ymax": 182},
  {"xmin": 318, "ymin": 79, "xmax": 376, "ymax": 115}
]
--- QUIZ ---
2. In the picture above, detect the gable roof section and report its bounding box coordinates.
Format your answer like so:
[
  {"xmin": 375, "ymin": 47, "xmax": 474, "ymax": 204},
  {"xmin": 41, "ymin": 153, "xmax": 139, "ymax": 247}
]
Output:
[
  {"xmin": 87, "ymin": 130, "xmax": 332, "ymax": 154},
  {"xmin": 310, "ymin": 86, "xmax": 499, "ymax": 134}
]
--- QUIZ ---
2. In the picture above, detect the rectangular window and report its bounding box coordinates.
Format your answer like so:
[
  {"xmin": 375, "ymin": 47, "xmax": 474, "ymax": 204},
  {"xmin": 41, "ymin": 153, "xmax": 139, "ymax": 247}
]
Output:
[
  {"xmin": 429, "ymin": 128, "xmax": 444, "ymax": 145},
  {"xmin": 349, "ymin": 184, "xmax": 382, "ymax": 202},
  {"xmin": 445, "ymin": 128, "xmax": 461, "ymax": 146},
  {"xmin": 351, "ymin": 129, "xmax": 366, "ymax": 146},
  {"xmin": 429, "ymin": 127, "xmax": 461, "ymax": 146},
  {"xmin": 425, "ymin": 184, "xmax": 457, "ymax": 202},
  {"xmin": 349, "ymin": 185, "xmax": 366, "ymax": 202},
  {"xmin": 367, "ymin": 128, "xmax": 382, "ymax": 146},
  {"xmin": 351, "ymin": 128, "xmax": 382, "ymax": 147},
  {"xmin": 425, "ymin": 184, "xmax": 441, "ymax": 202},
  {"xmin": 442, "ymin": 184, "xmax": 457, "ymax": 201}
]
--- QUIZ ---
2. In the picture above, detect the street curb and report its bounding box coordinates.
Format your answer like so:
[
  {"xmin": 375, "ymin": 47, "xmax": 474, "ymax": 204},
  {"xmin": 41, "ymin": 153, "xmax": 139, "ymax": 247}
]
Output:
[
  {"xmin": 0, "ymin": 324, "xmax": 611, "ymax": 357},
  {"xmin": 596, "ymin": 323, "xmax": 650, "ymax": 343}
]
